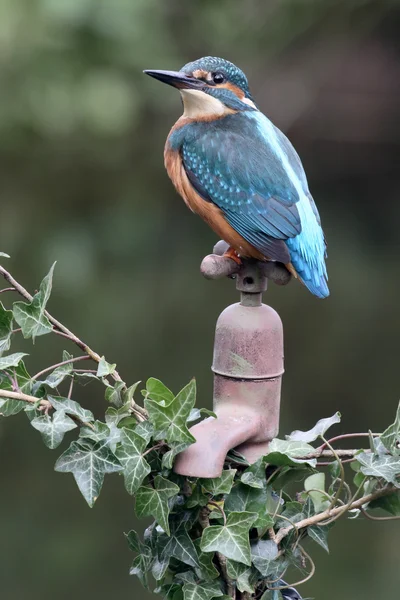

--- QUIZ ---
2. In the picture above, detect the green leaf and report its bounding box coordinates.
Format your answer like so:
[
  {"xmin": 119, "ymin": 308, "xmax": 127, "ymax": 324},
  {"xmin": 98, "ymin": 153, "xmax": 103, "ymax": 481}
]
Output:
[
  {"xmin": 134, "ymin": 421, "xmax": 154, "ymax": 444},
  {"xmin": 240, "ymin": 456, "xmax": 267, "ymax": 489},
  {"xmin": 200, "ymin": 470, "xmax": 237, "ymax": 496},
  {"xmin": 266, "ymin": 439, "xmax": 317, "ymax": 467},
  {"xmin": 187, "ymin": 407, "xmax": 217, "ymax": 422},
  {"xmin": 304, "ymin": 472, "xmax": 330, "ymax": 513},
  {"xmin": 123, "ymin": 380, "xmax": 141, "ymax": 404},
  {"xmin": 31, "ymin": 409, "xmax": 77, "ymax": 449},
  {"xmin": 357, "ymin": 452, "xmax": 400, "ymax": 486},
  {"xmin": 162, "ymin": 442, "xmax": 191, "ymax": 470},
  {"xmin": 250, "ymin": 539, "xmax": 279, "ymax": 576},
  {"xmin": 135, "ymin": 475, "xmax": 180, "ymax": 535},
  {"xmin": 96, "ymin": 356, "xmax": 116, "ymax": 377},
  {"xmin": 381, "ymin": 401, "xmax": 400, "ymax": 455},
  {"xmin": 143, "ymin": 377, "xmax": 175, "ymax": 406},
  {"xmin": 226, "ymin": 559, "xmax": 256, "ymax": 593},
  {"xmin": 369, "ymin": 492, "xmax": 400, "ymax": 515},
  {"xmin": 0, "ymin": 302, "xmax": 13, "ymax": 355},
  {"xmin": 0, "ymin": 360, "xmax": 32, "ymax": 416},
  {"xmin": 145, "ymin": 380, "xmax": 196, "ymax": 444},
  {"xmin": 48, "ymin": 395, "xmax": 94, "ymax": 422},
  {"xmin": 80, "ymin": 420, "xmax": 110, "ymax": 443},
  {"xmin": 200, "ymin": 511, "xmax": 257, "ymax": 566},
  {"xmin": 126, "ymin": 530, "xmax": 153, "ymax": 588},
  {"xmin": 54, "ymin": 439, "xmax": 122, "ymax": 506},
  {"xmin": 105, "ymin": 380, "xmax": 125, "ymax": 406},
  {"xmin": 115, "ymin": 428, "xmax": 151, "ymax": 494},
  {"xmin": 13, "ymin": 263, "xmax": 55, "ymax": 340},
  {"xmin": 308, "ymin": 524, "xmax": 331, "ymax": 552},
  {"xmin": 0, "ymin": 352, "xmax": 28, "ymax": 370},
  {"xmin": 182, "ymin": 581, "xmax": 222, "ymax": 600},
  {"xmin": 287, "ymin": 412, "xmax": 341, "ymax": 443},
  {"xmin": 260, "ymin": 591, "xmax": 282, "ymax": 600},
  {"xmin": 158, "ymin": 523, "xmax": 200, "ymax": 571},
  {"xmin": 38, "ymin": 351, "xmax": 73, "ymax": 388},
  {"xmin": 194, "ymin": 539, "xmax": 219, "ymax": 581},
  {"xmin": 224, "ymin": 483, "xmax": 274, "ymax": 528}
]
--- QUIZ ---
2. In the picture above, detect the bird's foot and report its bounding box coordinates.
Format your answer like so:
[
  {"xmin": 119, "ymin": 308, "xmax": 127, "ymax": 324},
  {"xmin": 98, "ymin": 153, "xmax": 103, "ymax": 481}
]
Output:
[{"xmin": 223, "ymin": 247, "xmax": 242, "ymax": 266}]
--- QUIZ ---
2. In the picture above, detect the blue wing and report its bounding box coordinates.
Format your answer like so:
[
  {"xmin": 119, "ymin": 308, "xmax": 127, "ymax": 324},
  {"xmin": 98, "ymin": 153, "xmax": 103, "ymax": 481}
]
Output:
[{"xmin": 176, "ymin": 111, "xmax": 329, "ymax": 298}]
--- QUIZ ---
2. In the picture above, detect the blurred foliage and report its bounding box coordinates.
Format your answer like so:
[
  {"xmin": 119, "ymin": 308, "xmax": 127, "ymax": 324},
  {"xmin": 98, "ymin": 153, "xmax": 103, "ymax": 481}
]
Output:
[{"xmin": 0, "ymin": 0, "xmax": 400, "ymax": 599}]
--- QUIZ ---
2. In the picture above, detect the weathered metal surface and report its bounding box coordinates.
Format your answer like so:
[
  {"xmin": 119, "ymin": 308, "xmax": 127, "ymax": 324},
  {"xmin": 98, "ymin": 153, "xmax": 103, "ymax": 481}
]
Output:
[{"xmin": 174, "ymin": 242, "xmax": 285, "ymax": 478}]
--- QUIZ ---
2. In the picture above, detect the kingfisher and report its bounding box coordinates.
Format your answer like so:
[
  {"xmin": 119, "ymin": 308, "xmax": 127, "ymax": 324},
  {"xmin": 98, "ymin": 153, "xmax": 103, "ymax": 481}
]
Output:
[{"xmin": 144, "ymin": 57, "xmax": 329, "ymax": 298}]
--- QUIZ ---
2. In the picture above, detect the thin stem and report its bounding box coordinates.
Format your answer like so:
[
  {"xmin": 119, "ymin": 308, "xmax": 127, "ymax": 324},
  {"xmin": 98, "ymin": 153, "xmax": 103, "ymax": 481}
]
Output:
[
  {"xmin": 317, "ymin": 433, "xmax": 381, "ymax": 452},
  {"xmin": 321, "ymin": 436, "xmax": 345, "ymax": 511},
  {"xmin": 143, "ymin": 442, "xmax": 165, "ymax": 457},
  {"xmin": 0, "ymin": 287, "xmax": 16, "ymax": 294},
  {"xmin": 0, "ymin": 264, "xmax": 147, "ymax": 420},
  {"xmin": 275, "ymin": 484, "xmax": 395, "ymax": 544},
  {"xmin": 360, "ymin": 507, "xmax": 400, "ymax": 521},
  {"xmin": 208, "ymin": 501, "xmax": 227, "ymax": 526},
  {"xmin": 216, "ymin": 551, "xmax": 235, "ymax": 598},
  {"xmin": 67, "ymin": 376, "xmax": 74, "ymax": 400},
  {"xmin": 271, "ymin": 546, "xmax": 315, "ymax": 590},
  {"xmin": 31, "ymin": 355, "xmax": 91, "ymax": 381}
]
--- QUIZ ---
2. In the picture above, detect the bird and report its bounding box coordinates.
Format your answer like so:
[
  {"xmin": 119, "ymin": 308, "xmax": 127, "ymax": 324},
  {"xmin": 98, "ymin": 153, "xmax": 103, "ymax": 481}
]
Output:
[{"xmin": 144, "ymin": 56, "xmax": 329, "ymax": 298}]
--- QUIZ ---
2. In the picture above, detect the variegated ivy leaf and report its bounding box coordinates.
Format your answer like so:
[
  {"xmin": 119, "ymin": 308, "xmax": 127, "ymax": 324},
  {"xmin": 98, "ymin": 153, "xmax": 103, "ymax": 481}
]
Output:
[
  {"xmin": 144, "ymin": 379, "xmax": 196, "ymax": 444},
  {"xmin": 381, "ymin": 401, "xmax": 400, "ymax": 455},
  {"xmin": 0, "ymin": 360, "xmax": 32, "ymax": 416},
  {"xmin": 308, "ymin": 524, "xmax": 332, "ymax": 553},
  {"xmin": 142, "ymin": 377, "xmax": 175, "ymax": 406},
  {"xmin": 182, "ymin": 581, "xmax": 223, "ymax": 600},
  {"xmin": 226, "ymin": 559, "xmax": 256, "ymax": 594},
  {"xmin": 0, "ymin": 302, "xmax": 13, "ymax": 356},
  {"xmin": 287, "ymin": 412, "xmax": 341, "ymax": 443},
  {"xmin": 104, "ymin": 380, "xmax": 125, "ymax": 406},
  {"xmin": 224, "ymin": 483, "xmax": 274, "ymax": 529},
  {"xmin": 200, "ymin": 511, "xmax": 258, "ymax": 566},
  {"xmin": 157, "ymin": 522, "xmax": 200, "ymax": 572},
  {"xmin": 135, "ymin": 475, "xmax": 180, "ymax": 535},
  {"xmin": 115, "ymin": 428, "xmax": 151, "ymax": 494},
  {"xmin": 250, "ymin": 539, "xmax": 279, "ymax": 577},
  {"xmin": 13, "ymin": 263, "xmax": 55, "ymax": 340},
  {"xmin": 200, "ymin": 469, "xmax": 236, "ymax": 496},
  {"xmin": 96, "ymin": 356, "xmax": 116, "ymax": 377},
  {"xmin": 265, "ymin": 439, "xmax": 317, "ymax": 467},
  {"xmin": 0, "ymin": 352, "xmax": 28, "ymax": 370},
  {"xmin": 55, "ymin": 439, "xmax": 122, "ymax": 506},
  {"xmin": 48, "ymin": 395, "xmax": 94, "ymax": 422},
  {"xmin": 194, "ymin": 539, "xmax": 219, "ymax": 582},
  {"xmin": 37, "ymin": 351, "xmax": 73, "ymax": 389},
  {"xmin": 31, "ymin": 409, "xmax": 77, "ymax": 449},
  {"xmin": 357, "ymin": 452, "xmax": 400, "ymax": 486},
  {"xmin": 162, "ymin": 441, "xmax": 191, "ymax": 470}
]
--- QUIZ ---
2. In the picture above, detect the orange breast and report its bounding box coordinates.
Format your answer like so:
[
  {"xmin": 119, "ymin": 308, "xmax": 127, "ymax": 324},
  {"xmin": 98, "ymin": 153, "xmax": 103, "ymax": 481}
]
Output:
[{"xmin": 164, "ymin": 140, "xmax": 265, "ymax": 260}]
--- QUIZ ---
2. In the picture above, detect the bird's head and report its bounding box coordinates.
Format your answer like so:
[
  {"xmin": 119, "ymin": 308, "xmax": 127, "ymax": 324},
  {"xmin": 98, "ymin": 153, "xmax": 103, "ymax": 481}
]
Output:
[{"xmin": 144, "ymin": 56, "xmax": 257, "ymax": 120}]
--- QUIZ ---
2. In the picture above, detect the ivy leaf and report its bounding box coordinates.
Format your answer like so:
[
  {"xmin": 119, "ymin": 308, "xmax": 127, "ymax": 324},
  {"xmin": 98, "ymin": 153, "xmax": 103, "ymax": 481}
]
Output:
[
  {"xmin": 96, "ymin": 356, "xmax": 116, "ymax": 377},
  {"xmin": 0, "ymin": 302, "xmax": 13, "ymax": 355},
  {"xmin": 369, "ymin": 492, "xmax": 400, "ymax": 516},
  {"xmin": 13, "ymin": 263, "xmax": 55, "ymax": 340},
  {"xmin": 200, "ymin": 512, "xmax": 257, "ymax": 566},
  {"xmin": 115, "ymin": 428, "xmax": 151, "ymax": 494},
  {"xmin": 226, "ymin": 559, "xmax": 256, "ymax": 593},
  {"xmin": 54, "ymin": 439, "xmax": 122, "ymax": 506},
  {"xmin": 142, "ymin": 377, "xmax": 175, "ymax": 406},
  {"xmin": 38, "ymin": 351, "xmax": 73, "ymax": 389},
  {"xmin": 308, "ymin": 524, "xmax": 332, "ymax": 553},
  {"xmin": 182, "ymin": 581, "xmax": 222, "ymax": 600},
  {"xmin": 194, "ymin": 539, "xmax": 219, "ymax": 581},
  {"xmin": 31, "ymin": 409, "xmax": 77, "ymax": 449},
  {"xmin": 134, "ymin": 421, "xmax": 154, "ymax": 444},
  {"xmin": 162, "ymin": 442, "xmax": 191, "ymax": 470},
  {"xmin": 200, "ymin": 470, "xmax": 237, "ymax": 496},
  {"xmin": 0, "ymin": 360, "xmax": 32, "ymax": 416},
  {"xmin": 266, "ymin": 439, "xmax": 317, "ymax": 467},
  {"xmin": 224, "ymin": 483, "xmax": 274, "ymax": 529},
  {"xmin": 381, "ymin": 401, "xmax": 400, "ymax": 455},
  {"xmin": 0, "ymin": 352, "xmax": 28, "ymax": 370},
  {"xmin": 287, "ymin": 412, "xmax": 341, "ymax": 443},
  {"xmin": 304, "ymin": 473, "xmax": 330, "ymax": 513},
  {"xmin": 48, "ymin": 395, "xmax": 94, "ymax": 422},
  {"xmin": 126, "ymin": 530, "xmax": 153, "ymax": 589},
  {"xmin": 357, "ymin": 452, "xmax": 400, "ymax": 486},
  {"xmin": 135, "ymin": 475, "xmax": 180, "ymax": 535},
  {"xmin": 187, "ymin": 407, "xmax": 217, "ymax": 423},
  {"xmin": 105, "ymin": 381, "xmax": 125, "ymax": 406},
  {"xmin": 158, "ymin": 522, "xmax": 200, "ymax": 570},
  {"xmin": 80, "ymin": 420, "xmax": 110, "ymax": 443},
  {"xmin": 250, "ymin": 539, "xmax": 279, "ymax": 577},
  {"xmin": 145, "ymin": 380, "xmax": 196, "ymax": 444},
  {"xmin": 240, "ymin": 456, "xmax": 267, "ymax": 489}
]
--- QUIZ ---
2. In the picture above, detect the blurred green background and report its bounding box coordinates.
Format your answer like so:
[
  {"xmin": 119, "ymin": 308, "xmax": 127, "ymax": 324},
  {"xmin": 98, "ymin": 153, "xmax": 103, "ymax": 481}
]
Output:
[{"xmin": 0, "ymin": 0, "xmax": 399, "ymax": 598}]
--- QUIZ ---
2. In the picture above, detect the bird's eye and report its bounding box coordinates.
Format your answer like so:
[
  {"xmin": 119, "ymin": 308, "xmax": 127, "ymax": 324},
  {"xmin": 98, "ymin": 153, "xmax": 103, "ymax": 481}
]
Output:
[{"xmin": 212, "ymin": 72, "xmax": 225, "ymax": 84}]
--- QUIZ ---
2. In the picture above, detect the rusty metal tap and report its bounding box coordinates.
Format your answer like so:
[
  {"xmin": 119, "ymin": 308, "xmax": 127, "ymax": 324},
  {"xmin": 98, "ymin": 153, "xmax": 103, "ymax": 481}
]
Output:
[{"xmin": 174, "ymin": 242, "xmax": 290, "ymax": 478}]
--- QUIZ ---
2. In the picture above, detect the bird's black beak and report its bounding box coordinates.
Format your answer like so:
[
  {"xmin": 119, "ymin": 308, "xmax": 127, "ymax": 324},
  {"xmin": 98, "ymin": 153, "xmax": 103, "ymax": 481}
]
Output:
[{"xmin": 144, "ymin": 70, "xmax": 206, "ymax": 90}]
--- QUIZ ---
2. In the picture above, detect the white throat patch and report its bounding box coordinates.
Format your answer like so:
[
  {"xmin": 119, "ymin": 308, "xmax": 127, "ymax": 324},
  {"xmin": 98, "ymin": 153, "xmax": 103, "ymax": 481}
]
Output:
[{"xmin": 180, "ymin": 89, "xmax": 231, "ymax": 119}]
